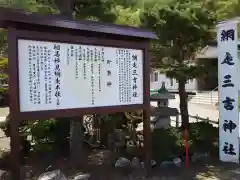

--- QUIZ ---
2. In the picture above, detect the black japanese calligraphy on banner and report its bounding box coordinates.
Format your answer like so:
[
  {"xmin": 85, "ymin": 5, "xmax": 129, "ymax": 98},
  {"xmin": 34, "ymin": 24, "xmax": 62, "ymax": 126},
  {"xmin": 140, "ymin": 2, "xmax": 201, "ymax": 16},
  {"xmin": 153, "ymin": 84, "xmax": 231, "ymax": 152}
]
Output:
[
  {"xmin": 32, "ymin": 45, "xmax": 37, "ymax": 104},
  {"xmin": 97, "ymin": 48, "xmax": 101, "ymax": 92},
  {"xmin": 222, "ymin": 74, "xmax": 234, "ymax": 88},
  {"xmin": 221, "ymin": 52, "xmax": 234, "ymax": 66},
  {"xmin": 67, "ymin": 46, "xmax": 70, "ymax": 65},
  {"xmin": 48, "ymin": 49, "xmax": 52, "ymax": 104},
  {"xmin": 106, "ymin": 47, "xmax": 112, "ymax": 89},
  {"xmin": 75, "ymin": 45, "xmax": 81, "ymax": 80},
  {"xmin": 218, "ymin": 24, "xmax": 239, "ymax": 162},
  {"xmin": 116, "ymin": 49, "xmax": 134, "ymax": 103},
  {"xmin": 75, "ymin": 46, "xmax": 78, "ymax": 79},
  {"xmin": 107, "ymin": 81, "xmax": 112, "ymax": 87},
  {"xmin": 132, "ymin": 53, "xmax": 138, "ymax": 98},
  {"xmin": 223, "ymin": 120, "xmax": 236, "ymax": 133},
  {"xmin": 32, "ymin": 45, "xmax": 41, "ymax": 105},
  {"xmin": 222, "ymin": 96, "xmax": 235, "ymax": 111},
  {"xmin": 123, "ymin": 50, "xmax": 128, "ymax": 102},
  {"xmin": 117, "ymin": 49, "xmax": 126, "ymax": 103},
  {"xmin": 70, "ymin": 45, "xmax": 74, "ymax": 57},
  {"xmin": 28, "ymin": 45, "xmax": 33, "ymax": 103},
  {"xmin": 127, "ymin": 51, "xmax": 131, "ymax": 102},
  {"xmin": 40, "ymin": 46, "xmax": 44, "ymax": 71},
  {"xmin": 90, "ymin": 48, "xmax": 95, "ymax": 105},
  {"xmin": 221, "ymin": 29, "xmax": 235, "ymax": 41},
  {"xmin": 44, "ymin": 46, "xmax": 48, "ymax": 104},
  {"xmin": 223, "ymin": 142, "xmax": 236, "ymax": 155},
  {"xmin": 120, "ymin": 49, "xmax": 124, "ymax": 102},
  {"xmin": 87, "ymin": 47, "xmax": 90, "ymax": 62},
  {"xmin": 107, "ymin": 70, "xmax": 111, "ymax": 76},
  {"xmin": 101, "ymin": 48, "xmax": 104, "ymax": 62},
  {"xmin": 117, "ymin": 49, "xmax": 122, "ymax": 102},
  {"xmin": 53, "ymin": 44, "xmax": 61, "ymax": 106},
  {"xmin": 83, "ymin": 47, "xmax": 86, "ymax": 79},
  {"xmin": 43, "ymin": 46, "xmax": 52, "ymax": 105},
  {"xmin": 19, "ymin": 40, "xmax": 144, "ymax": 112}
]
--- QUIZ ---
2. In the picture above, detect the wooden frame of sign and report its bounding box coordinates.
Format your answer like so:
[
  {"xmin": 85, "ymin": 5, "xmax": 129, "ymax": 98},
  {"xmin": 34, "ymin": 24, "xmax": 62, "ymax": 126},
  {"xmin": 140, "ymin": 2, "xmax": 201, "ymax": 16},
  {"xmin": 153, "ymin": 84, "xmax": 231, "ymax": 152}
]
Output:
[{"xmin": 0, "ymin": 7, "xmax": 157, "ymax": 180}]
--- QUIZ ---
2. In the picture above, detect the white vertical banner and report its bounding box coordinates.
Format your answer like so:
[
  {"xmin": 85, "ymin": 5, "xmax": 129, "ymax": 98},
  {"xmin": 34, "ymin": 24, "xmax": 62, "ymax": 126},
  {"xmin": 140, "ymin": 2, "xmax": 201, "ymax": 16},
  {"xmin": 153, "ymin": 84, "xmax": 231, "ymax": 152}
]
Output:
[{"xmin": 217, "ymin": 21, "xmax": 239, "ymax": 163}]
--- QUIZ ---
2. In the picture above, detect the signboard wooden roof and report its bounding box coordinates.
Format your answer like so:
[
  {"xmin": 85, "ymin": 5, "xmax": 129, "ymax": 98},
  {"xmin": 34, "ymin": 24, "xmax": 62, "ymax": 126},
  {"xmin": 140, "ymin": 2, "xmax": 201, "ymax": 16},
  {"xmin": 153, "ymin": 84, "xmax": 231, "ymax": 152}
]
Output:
[{"xmin": 0, "ymin": 7, "xmax": 157, "ymax": 40}]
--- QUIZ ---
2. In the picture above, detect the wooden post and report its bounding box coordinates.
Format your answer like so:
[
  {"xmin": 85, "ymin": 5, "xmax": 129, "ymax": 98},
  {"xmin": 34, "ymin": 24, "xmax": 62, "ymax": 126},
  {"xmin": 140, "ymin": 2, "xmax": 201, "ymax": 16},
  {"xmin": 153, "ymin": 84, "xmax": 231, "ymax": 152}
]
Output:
[
  {"xmin": 143, "ymin": 109, "xmax": 151, "ymax": 175},
  {"xmin": 143, "ymin": 46, "xmax": 152, "ymax": 176},
  {"xmin": 10, "ymin": 118, "xmax": 21, "ymax": 180},
  {"xmin": 60, "ymin": 0, "xmax": 73, "ymax": 18},
  {"xmin": 70, "ymin": 116, "xmax": 84, "ymax": 167},
  {"xmin": 8, "ymin": 26, "xmax": 21, "ymax": 180}
]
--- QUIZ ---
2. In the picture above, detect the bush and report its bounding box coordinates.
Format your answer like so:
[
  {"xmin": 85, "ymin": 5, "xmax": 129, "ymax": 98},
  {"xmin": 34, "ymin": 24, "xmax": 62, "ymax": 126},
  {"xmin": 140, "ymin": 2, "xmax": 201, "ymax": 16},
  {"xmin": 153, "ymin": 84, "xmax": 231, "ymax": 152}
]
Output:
[
  {"xmin": 0, "ymin": 88, "xmax": 8, "ymax": 106},
  {"xmin": 188, "ymin": 121, "xmax": 218, "ymax": 155},
  {"xmin": 0, "ymin": 57, "xmax": 9, "ymax": 106},
  {"xmin": 152, "ymin": 128, "xmax": 179, "ymax": 162},
  {"xmin": 0, "ymin": 115, "xmax": 70, "ymax": 155},
  {"xmin": 151, "ymin": 122, "xmax": 218, "ymax": 162},
  {"xmin": 26, "ymin": 118, "xmax": 70, "ymax": 154}
]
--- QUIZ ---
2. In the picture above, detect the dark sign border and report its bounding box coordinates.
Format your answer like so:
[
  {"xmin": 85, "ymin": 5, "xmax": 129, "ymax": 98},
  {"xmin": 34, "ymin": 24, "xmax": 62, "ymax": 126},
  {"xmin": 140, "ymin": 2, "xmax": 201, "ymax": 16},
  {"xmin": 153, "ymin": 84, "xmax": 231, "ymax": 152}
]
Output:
[{"xmin": 8, "ymin": 28, "xmax": 150, "ymax": 120}]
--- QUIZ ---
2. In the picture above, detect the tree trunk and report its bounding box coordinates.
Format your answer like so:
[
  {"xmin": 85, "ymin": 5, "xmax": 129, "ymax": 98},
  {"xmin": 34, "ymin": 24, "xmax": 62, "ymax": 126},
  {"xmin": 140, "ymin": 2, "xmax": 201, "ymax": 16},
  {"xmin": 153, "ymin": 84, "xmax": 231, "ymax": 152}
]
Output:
[
  {"xmin": 58, "ymin": 0, "xmax": 73, "ymax": 17},
  {"xmin": 59, "ymin": 0, "xmax": 84, "ymax": 166},
  {"xmin": 70, "ymin": 117, "xmax": 84, "ymax": 166},
  {"xmin": 178, "ymin": 78, "xmax": 189, "ymax": 129}
]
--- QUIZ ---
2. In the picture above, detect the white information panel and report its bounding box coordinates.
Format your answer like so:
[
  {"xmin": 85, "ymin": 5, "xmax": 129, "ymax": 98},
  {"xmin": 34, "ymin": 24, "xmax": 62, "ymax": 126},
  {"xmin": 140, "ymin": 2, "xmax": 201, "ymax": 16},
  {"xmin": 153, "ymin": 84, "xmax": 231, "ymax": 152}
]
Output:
[
  {"xmin": 217, "ymin": 21, "xmax": 239, "ymax": 163},
  {"xmin": 18, "ymin": 39, "xmax": 143, "ymax": 112}
]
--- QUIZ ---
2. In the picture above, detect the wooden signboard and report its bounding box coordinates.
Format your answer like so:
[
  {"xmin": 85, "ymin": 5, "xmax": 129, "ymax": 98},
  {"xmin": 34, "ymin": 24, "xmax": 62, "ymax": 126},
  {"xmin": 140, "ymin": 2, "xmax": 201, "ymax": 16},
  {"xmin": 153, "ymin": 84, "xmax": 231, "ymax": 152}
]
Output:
[
  {"xmin": 9, "ymin": 29, "xmax": 146, "ymax": 120},
  {"xmin": 0, "ymin": 7, "xmax": 157, "ymax": 180}
]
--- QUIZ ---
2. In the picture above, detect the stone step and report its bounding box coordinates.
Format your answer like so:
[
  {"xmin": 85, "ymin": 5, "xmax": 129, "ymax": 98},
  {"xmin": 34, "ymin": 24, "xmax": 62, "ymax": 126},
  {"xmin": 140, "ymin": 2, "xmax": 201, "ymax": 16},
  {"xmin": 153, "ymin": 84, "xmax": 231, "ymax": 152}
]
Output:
[
  {"xmin": 189, "ymin": 93, "xmax": 218, "ymax": 97},
  {"xmin": 190, "ymin": 100, "xmax": 218, "ymax": 105},
  {"xmin": 189, "ymin": 99, "xmax": 218, "ymax": 104},
  {"xmin": 188, "ymin": 93, "xmax": 218, "ymax": 106},
  {"xmin": 189, "ymin": 96, "xmax": 218, "ymax": 100},
  {"xmin": 189, "ymin": 97, "xmax": 218, "ymax": 102},
  {"xmin": 190, "ymin": 96, "xmax": 218, "ymax": 100},
  {"xmin": 173, "ymin": 93, "xmax": 219, "ymax": 106},
  {"xmin": 190, "ymin": 97, "xmax": 218, "ymax": 101},
  {"xmin": 189, "ymin": 95, "xmax": 218, "ymax": 100}
]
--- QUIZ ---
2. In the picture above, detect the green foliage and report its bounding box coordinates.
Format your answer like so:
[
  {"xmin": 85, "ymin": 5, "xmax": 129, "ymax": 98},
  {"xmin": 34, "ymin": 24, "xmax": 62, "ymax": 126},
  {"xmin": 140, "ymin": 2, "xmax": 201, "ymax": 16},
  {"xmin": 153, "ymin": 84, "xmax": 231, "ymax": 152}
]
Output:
[
  {"xmin": 0, "ymin": 29, "xmax": 7, "ymax": 58},
  {"xmin": 141, "ymin": 0, "xmax": 215, "ymax": 78},
  {"xmin": 113, "ymin": 5, "xmax": 141, "ymax": 27},
  {"xmin": 188, "ymin": 121, "xmax": 218, "ymax": 153},
  {"xmin": 0, "ymin": 116, "xmax": 70, "ymax": 153},
  {"xmin": 113, "ymin": 0, "xmax": 140, "ymax": 9},
  {"xmin": 151, "ymin": 127, "xmax": 185, "ymax": 162},
  {"xmin": 151, "ymin": 122, "xmax": 218, "ymax": 162},
  {"xmin": 215, "ymin": 0, "xmax": 240, "ymax": 20},
  {"xmin": 0, "ymin": 57, "xmax": 8, "ymax": 85},
  {"xmin": 141, "ymin": 0, "xmax": 216, "ymax": 128},
  {"xmin": 102, "ymin": 114, "xmax": 114, "ymax": 122},
  {"xmin": 73, "ymin": 0, "xmax": 117, "ymax": 22},
  {"xmin": 0, "ymin": 0, "xmax": 57, "ymax": 14}
]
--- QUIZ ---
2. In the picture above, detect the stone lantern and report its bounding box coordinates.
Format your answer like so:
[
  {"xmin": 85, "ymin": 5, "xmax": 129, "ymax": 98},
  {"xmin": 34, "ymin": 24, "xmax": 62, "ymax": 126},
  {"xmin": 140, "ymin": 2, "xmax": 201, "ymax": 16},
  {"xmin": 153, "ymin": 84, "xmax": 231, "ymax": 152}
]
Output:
[{"xmin": 150, "ymin": 82, "xmax": 179, "ymax": 129}]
